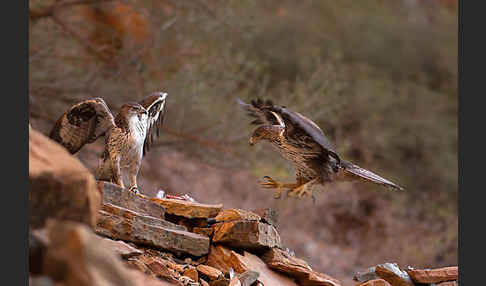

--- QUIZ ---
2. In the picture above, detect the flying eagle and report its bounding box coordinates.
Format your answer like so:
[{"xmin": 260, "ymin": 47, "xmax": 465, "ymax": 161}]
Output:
[
  {"xmin": 49, "ymin": 92, "xmax": 167, "ymax": 193},
  {"xmin": 238, "ymin": 98, "xmax": 404, "ymax": 200}
]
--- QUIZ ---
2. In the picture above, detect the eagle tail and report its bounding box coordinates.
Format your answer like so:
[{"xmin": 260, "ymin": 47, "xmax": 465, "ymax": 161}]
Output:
[{"xmin": 337, "ymin": 160, "xmax": 405, "ymax": 191}]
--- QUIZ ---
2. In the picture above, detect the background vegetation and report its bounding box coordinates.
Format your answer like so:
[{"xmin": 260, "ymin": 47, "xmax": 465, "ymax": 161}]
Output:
[{"xmin": 29, "ymin": 0, "xmax": 457, "ymax": 284}]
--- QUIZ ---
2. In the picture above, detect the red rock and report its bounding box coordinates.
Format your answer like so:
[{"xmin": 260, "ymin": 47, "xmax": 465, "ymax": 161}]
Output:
[
  {"xmin": 214, "ymin": 209, "xmax": 261, "ymax": 223},
  {"xmin": 98, "ymin": 181, "xmax": 165, "ymax": 219},
  {"xmin": 183, "ymin": 267, "xmax": 199, "ymax": 282},
  {"xmin": 29, "ymin": 129, "xmax": 101, "ymax": 229},
  {"xmin": 101, "ymin": 203, "xmax": 186, "ymax": 231},
  {"xmin": 205, "ymin": 245, "xmax": 250, "ymax": 274},
  {"xmin": 406, "ymin": 266, "xmax": 458, "ymax": 284},
  {"xmin": 151, "ymin": 198, "xmax": 222, "ymax": 219},
  {"xmin": 96, "ymin": 209, "xmax": 210, "ymax": 256},
  {"xmin": 212, "ymin": 220, "xmax": 281, "ymax": 250},
  {"xmin": 200, "ymin": 278, "xmax": 210, "ymax": 286},
  {"xmin": 196, "ymin": 264, "xmax": 223, "ymax": 280},
  {"xmin": 358, "ymin": 279, "xmax": 392, "ymax": 286}
]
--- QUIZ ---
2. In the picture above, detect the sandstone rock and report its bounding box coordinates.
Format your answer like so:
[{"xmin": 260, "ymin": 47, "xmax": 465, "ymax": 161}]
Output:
[
  {"xmin": 205, "ymin": 245, "xmax": 250, "ymax": 274},
  {"xmin": 196, "ymin": 264, "xmax": 223, "ymax": 281},
  {"xmin": 100, "ymin": 237, "xmax": 143, "ymax": 258},
  {"xmin": 101, "ymin": 203, "xmax": 186, "ymax": 231},
  {"xmin": 299, "ymin": 272, "xmax": 342, "ymax": 286},
  {"xmin": 358, "ymin": 279, "xmax": 392, "ymax": 286},
  {"xmin": 251, "ymin": 208, "xmax": 279, "ymax": 227},
  {"xmin": 374, "ymin": 263, "xmax": 414, "ymax": 286},
  {"xmin": 212, "ymin": 220, "xmax": 281, "ymax": 250},
  {"xmin": 29, "ymin": 129, "xmax": 101, "ymax": 229},
  {"xmin": 214, "ymin": 209, "xmax": 261, "ymax": 223},
  {"xmin": 192, "ymin": 227, "xmax": 214, "ymax": 237},
  {"xmin": 237, "ymin": 270, "xmax": 259, "ymax": 286},
  {"xmin": 183, "ymin": 267, "xmax": 199, "ymax": 282},
  {"xmin": 240, "ymin": 251, "xmax": 299, "ymax": 286},
  {"xmin": 151, "ymin": 198, "xmax": 222, "ymax": 219},
  {"xmin": 406, "ymin": 266, "xmax": 458, "ymax": 284},
  {"xmin": 96, "ymin": 209, "xmax": 210, "ymax": 256},
  {"xmin": 98, "ymin": 181, "xmax": 165, "ymax": 219},
  {"xmin": 261, "ymin": 247, "xmax": 341, "ymax": 286},
  {"xmin": 261, "ymin": 247, "xmax": 312, "ymax": 277},
  {"xmin": 43, "ymin": 219, "xmax": 139, "ymax": 286}
]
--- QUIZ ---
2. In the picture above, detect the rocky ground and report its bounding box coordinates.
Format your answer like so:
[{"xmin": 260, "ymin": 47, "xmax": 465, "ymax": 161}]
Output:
[{"xmin": 29, "ymin": 128, "xmax": 458, "ymax": 286}]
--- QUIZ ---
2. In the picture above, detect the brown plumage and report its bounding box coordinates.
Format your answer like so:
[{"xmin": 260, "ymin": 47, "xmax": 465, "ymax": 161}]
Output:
[
  {"xmin": 49, "ymin": 92, "xmax": 167, "ymax": 193},
  {"xmin": 237, "ymin": 98, "xmax": 404, "ymax": 200}
]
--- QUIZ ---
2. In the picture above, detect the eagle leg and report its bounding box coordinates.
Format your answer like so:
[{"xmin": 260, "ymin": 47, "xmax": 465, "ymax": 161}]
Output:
[
  {"xmin": 260, "ymin": 176, "xmax": 300, "ymax": 199},
  {"xmin": 287, "ymin": 178, "xmax": 318, "ymax": 199}
]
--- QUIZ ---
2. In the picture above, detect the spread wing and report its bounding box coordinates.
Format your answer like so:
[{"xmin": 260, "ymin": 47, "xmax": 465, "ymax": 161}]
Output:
[
  {"xmin": 236, "ymin": 98, "xmax": 285, "ymax": 127},
  {"xmin": 338, "ymin": 160, "xmax": 404, "ymax": 191},
  {"xmin": 49, "ymin": 98, "xmax": 116, "ymax": 154},
  {"xmin": 138, "ymin": 92, "xmax": 168, "ymax": 155},
  {"xmin": 270, "ymin": 105, "xmax": 341, "ymax": 163}
]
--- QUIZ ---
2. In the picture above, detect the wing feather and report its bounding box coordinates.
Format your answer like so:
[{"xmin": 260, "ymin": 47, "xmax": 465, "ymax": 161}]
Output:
[
  {"xmin": 270, "ymin": 105, "xmax": 340, "ymax": 163},
  {"xmin": 138, "ymin": 92, "xmax": 168, "ymax": 155},
  {"xmin": 49, "ymin": 98, "xmax": 115, "ymax": 154},
  {"xmin": 338, "ymin": 160, "xmax": 404, "ymax": 190},
  {"xmin": 236, "ymin": 98, "xmax": 284, "ymax": 127}
]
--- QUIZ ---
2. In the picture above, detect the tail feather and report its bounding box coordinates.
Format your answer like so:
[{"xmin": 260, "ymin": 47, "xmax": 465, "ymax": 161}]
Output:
[{"xmin": 337, "ymin": 160, "xmax": 404, "ymax": 191}]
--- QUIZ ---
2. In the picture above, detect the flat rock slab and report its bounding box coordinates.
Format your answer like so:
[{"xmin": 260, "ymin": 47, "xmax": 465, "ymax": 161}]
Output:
[
  {"xmin": 237, "ymin": 270, "xmax": 259, "ymax": 286},
  {"xmin": 212, "ymin": 220, "xmax": 281, "ymax": 250},
  {"xmin": 98, "ymin": 181, "xmax": 165, "ymax": 219},
  {"xmin": 406, "ymin": 266, "xmax": 458, "ymax": 284},
  {"xmin": 99, "ymin": 237, "xmax": 143, "ymax": 258},
  {"xmin": 261, "ymin": 247, "xmax": 313, "ymax": 276},
  {"xmin": 150, "ymin": 198, "xmax": 222, "ymax": 219},
  {"xmin": 96, "ymin": 209, "xmax": 210, "ymax": 257},
  {"xmin": 101, "ymin": 203, "xmax": 186, "ymax": 231},
  {"xmin": 261, "ymin": 247, "xmax": 341, "ymax": 286},
  {"xmin": 214, "ymin": 209, "xmax": 261, "ymax": 223},
  {"xmin": 358, "ymin": 279, "xmax": 391, "ymax": 286},
  {"xmin": 196, "ymin": 264, "xmax": 223, "ymax": 281}
]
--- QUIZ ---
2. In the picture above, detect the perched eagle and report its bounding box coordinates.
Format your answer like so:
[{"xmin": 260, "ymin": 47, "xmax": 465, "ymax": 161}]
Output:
[
  {"xmin": 238, "ymin": 98, "xmax": 404, "ymax": 200},
  {"xmin": 49, "ymin": 92, "xmax": 167, "ymax": 193}
]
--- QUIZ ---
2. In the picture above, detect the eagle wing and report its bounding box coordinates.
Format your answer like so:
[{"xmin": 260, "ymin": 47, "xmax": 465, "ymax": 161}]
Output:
[
  {"xmin": 236, "ymin": 98, "xmax": 285, "ymax": 127},
  {"xmin": 270, "ymin": 105, "xmax": 341, "ymax": 163},
  {"xmin": 49, "ymin": 98, "xmax": 116, "ymax": 154},
  {"xmin": 338, "ymin": 160, "xmax": 404, "ymax": 190},
  {"xmin": 138, "ymin": 92, "xmax": 168, "ymax": 155}
]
